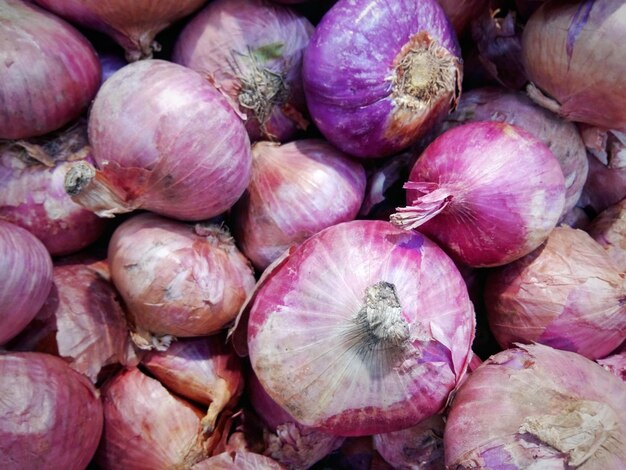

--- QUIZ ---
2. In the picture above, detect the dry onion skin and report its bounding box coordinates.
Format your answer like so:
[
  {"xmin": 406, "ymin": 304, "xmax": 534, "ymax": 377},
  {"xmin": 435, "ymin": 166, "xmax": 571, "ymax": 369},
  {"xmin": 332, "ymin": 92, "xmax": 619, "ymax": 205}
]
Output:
[
  {"xmin": 192, "ymin": 451, "xmax": 286, "ymax": 470},
  {"xmin": 587, "ymin": 199, "xmax": 626, "ymax": 272}
]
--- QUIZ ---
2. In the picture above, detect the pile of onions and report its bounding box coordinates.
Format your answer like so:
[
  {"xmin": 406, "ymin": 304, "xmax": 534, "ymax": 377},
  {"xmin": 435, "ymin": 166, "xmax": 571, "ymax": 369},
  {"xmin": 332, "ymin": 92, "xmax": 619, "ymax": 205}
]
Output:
[
  {"xmin": 108, "ymin": 213, "xmax": 255, "ymax": 345},
  {"xmin": 248, "ymin": 220, "xmax": 475, "ymax": 436},
  {"xmin": 0, "ymin": 352, "xmax": 103, "ymax": 470},
  {"xmin": 173, "ymin": 0, "xmax": 313, "ymax": 142},
  {"xmin": 0, "ymin": 0, "xmax": 100, "ymax": 140},
  {"xmin": 587, "ymin": 199, "xmax": 626, "ymax": 271},
  {"xmin": 64, "ymin": 60, "xmax": 252, "ymax": 222},
  {"xmin": 0, "ymin": 221, "xmax": 53, "ymax": 345},
  {"xmin": 193, "ymin": 451, "xmax": 286, "ymax": 469},
  {"xmin": 230, "ymin": 139, "xmax": 366, "ymax": 271},
  {"xmin": 391, "ymin": 121, "xmax": 566, "ymax": 267},
  {"xmin": 303, "ymin": 0, "xmax": 462, "ymax": 158},
  {"xmin": 33, "ymin": 0, "xmax": 207, "ymax": 61},
  {"xmin": 486, "ymin": 226, "xmax": 626, "ymax": 360},
  {"xmin": 0, "ymin": 120, "xmax": 108, "ymax": 256},
  {"xmin": 445, "ymin": 343, "xmax": 626, "ymax": 468}
]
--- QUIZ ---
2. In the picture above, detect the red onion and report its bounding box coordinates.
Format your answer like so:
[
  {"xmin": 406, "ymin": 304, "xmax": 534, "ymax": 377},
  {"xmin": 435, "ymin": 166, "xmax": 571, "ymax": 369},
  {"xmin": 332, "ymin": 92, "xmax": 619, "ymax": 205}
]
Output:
[
  {"xmin": 0, "ymin": 0, "xmax": 100, "ymax": 140},
  {"xmin": 486, "ymin": 226, "xmax": 626, "ymax": 360},
  {"xmin": 231, "ymin": 140, "xmax": 366, "ymax": 271},
  {"xmin": 193, "ymin": 451, "xmax": 286, "ymax": 469},
  {"xmin": 445, "ymin": 343, "xmax": 626, "ymax": 468},
  {"xmin": 99, "ymin": 52, "xmax": 127, "ymax": 82},
  {"xmin": 515, "ymin": 0, "xmax": 546, "ymax": 19},
  {"xmin": 391, "ymin": 121, "xmax": 566, "ymax": 267},
  {"xmin": 248, "ymin": 220, "xmax": 475, "ymax": 436},
  {"xmin": 64, "ymin": 59, "xmax": 252, "ymax": 222},
  {"xmin": 173, "ymin": 0, "xmax": 313, "ymax": 142},
  {"xmin": 109, "ymin": 213, "xmax": 255, "ymax": 343},
  {"xmin": 580, "ymin": 126, "xmax": 626, "ymax": 169},
  {"xmin": 578, "ymin": 153, "xmax": 626, "ymax": 216},
  {"xmin": 303, "ymin": 0, "xmax": 462, "ymax": 158},
  {"xmin": 0, "ymin": 221, "xmax": 53, "ymax": 345},
  {"xmin": 33, "ymin": 0, "xmax": 207, "ymax": 61},
  {"xmin": 0, "ymin": 121, "xmax": 108, "ymax": 256},
  {"xmin": 560, "ymin": 205, "xmax": 591, "ymax": 230},
  {"xmin": 142, "ymin": 335, "xmax": 244, "ymax": 433},
  {"xmin": 587, "ymin": 199, "xmax": 626, "ymax": 272},
  {"xmin": 0, "ymin": 352, "xmax": 103, "ymax": 469},
  {"xmin": 437, "ymin": 0, "xmax": 488, "ymax": 35},
  {"xmin": 522, "ymin": 1, "xmax": 626, "ymax": 131},
  {"xmin": 597, "ymin": 344, "xmax": 626, "ymax": 382}
]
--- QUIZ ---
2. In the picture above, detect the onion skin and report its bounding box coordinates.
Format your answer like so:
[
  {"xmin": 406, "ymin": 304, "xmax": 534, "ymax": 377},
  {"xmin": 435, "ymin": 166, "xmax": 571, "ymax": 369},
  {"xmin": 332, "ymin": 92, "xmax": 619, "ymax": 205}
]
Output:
[
  {"xmin": 580, "ymin": 126, "xmax": 626, "ymax": 169},
  {"xmin": 193, "ymin": 451, "xmax": 286, "ymax": 469},
  {"xmin": 578, "ymin": 153, "xmax": 626, "ymax": 216},
  {"xmin": 597, "ymin": 344, "xmax": 626, "ymax": 382},
  {"xmin": 0, "ymin": 352, "xmax": 103, "ymax": 470},
  {"xmin": 587, "ymin": 199, "xmax": 626, "ymax": 272},
  {"xmin": 0, "ymin": 0, "xmax": 101, "ymax": 140},
  {"xmin": 437, "ymin": 0, "xmax": 488, "ymax": 34},
  {"xmin": 173, "ymin": 0, "xmax": 313, "ymax": 142},
  {"xmin": 303, "ymin": 0, "xmax": 462, "ymax": 158},
  {"xmin": 0, "ymin": 221, "xmax": 53, "ymax": 345},
  {"xmin": 486, "ymin": 226, "xmax": 626, "ymax": 360},
  {"xmin": 231, "ymin": 140, "xmax": 366, "ymax": 271},
  {"xmin": 444, "ymin": 343, "xmax": 626, "ymax": 469}
]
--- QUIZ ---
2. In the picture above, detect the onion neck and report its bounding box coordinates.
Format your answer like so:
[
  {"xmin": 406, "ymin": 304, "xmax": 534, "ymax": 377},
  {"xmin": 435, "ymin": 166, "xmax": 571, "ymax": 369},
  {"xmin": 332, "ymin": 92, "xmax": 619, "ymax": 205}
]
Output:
[{"xmin": 390, "ymin": 182, "xmax": 453, "ymax": 230}]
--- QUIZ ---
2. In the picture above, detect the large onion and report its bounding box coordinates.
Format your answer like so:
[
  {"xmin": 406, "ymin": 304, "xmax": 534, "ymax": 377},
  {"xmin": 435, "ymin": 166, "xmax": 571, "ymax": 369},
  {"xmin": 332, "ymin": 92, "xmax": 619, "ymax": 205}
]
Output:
[{"xmin": 587, "ymin": 199, "xmax": 626, "ymax": 272}]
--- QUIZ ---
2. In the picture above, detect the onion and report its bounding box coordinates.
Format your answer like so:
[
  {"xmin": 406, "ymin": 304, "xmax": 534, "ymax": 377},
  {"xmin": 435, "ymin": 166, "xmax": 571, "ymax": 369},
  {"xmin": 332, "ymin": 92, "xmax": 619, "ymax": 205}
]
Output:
[
  {"xmin": 231, "ymin": 139, "xmax": 366, "ymax": 271},
  {"xmin": 522, "ymin": 1, "xmax": 626, "ymax": 131},
  {"xmin": 0, "ymin": 120, "xmax": 108, "ymax": 256},
  {"xmin": 560, "ymin": 205, "xmax": 592, "ymax": 230},
  {"xmin": 597, "ymin": 344, "xmax": 626, "ymax": 382},
  {"xmin": 99, "ymin": 52, "xmax": 127, "ymax": 82},
  {"xmin": 587, "ymin": 199, "xmax": 626, "ymax": 272},
  {"xmin": 108, "ymin": 213, "xmax": 255, "ymax": 343},
  {"xmin": 142, "ymin": 335, "xmax": 244, "ymax": 433},
  {"xmin": 437, "ymin": 0, "xmax": 488, "ymax": 35},
  {"xmin": 0, "ymin": 0, "xmax": 101, "ymax": 140},
  {"xmin": 486, "ymin": 226, "xmax": 626, "ymax": 360},
  {"xmin": 33, "ymin": 0, "xmax": 207, "ymax": 61},
  {"xmin": 0, "ymin": 221, "xmax": 53, "ymax": 345},
  {"xmin": 0, "ymin": 352, "xmax": 103, "ymax": 470},
  {"xmin": 173, "ymin": 0, "xmax": 313, "ymax": 142},
  {"xmin": 193, "ymin": 451, "xmax": 286, "ymax": 469},
  {"xmin": 515, "ymin": 0, "xmax": 546, "ymax": 20},
  {"xmin": 580, "ymin": 126, "xmax": 626, "ymax": 169},
  {"xmin": 248, "ymin": 220, "xmax": 475, "ymax": 436},
  {"xmin": 64, "ymin": 59, "xmax": 252, "ymax": 222},
  {"xmin": 444, "ymin": 343, "xmax": 626, "ymax": 469},
  {"xmin": 303, "ymin": 0, "xmax": 462, "ymax": 158},
  {"xmin": 578, "ymin": 153, "xmax": 626, "ymax": 216},
  {"xmin": 391, "ymin": 121, "xmax": 566, "ymax": 267}
]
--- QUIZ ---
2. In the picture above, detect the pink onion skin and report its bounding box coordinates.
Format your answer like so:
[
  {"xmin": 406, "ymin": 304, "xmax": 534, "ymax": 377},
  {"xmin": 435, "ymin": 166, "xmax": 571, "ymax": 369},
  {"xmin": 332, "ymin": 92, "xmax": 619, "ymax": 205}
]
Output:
[
  {"xmin": 0, "ymin": 221, "xmax": 53, "ymax": 345},
  {"xmin": 486, "ymin": 226, "xmax": 626, "ymax": 360},
  {"xmin": 248, "ymin": 220, "xmax": 475, "ymax": 436},
  {"xmin": 597, "ymin": 344, "xmax": 626, "ymax": 382},
  {"xmin": 109, "ymin": 213, "xmax": 256, "ymax": 340},
  {"xmin": 231, "ymin": 140, "xmax": 366, "ymax": 271},
  {"xmin": 437, "ymin": 0, "xmax": 488, "ymax": 34},
  {"xmin": 588, "ymin": 199, "xmax": 626, "ymax": 272},
  {"xmin": 578, "ymin": 153, "xmax": 626, "ymax": 216},
  {"xmin": 173, "ymin": 0, "xmax": 313, "ymax": 143},
  {"xmin": 193, "ymin": 451, "xmax": 286, "ymax": 470},
  {"xmin": 0, "ymin": 0, "xmax": 100, "ymax": 140},
  {"xmin": 392, "ymin": 121, "xmax": 566, "ymax": 268},
  {"xmin": 0, "ymin": 352, "xmax": 103, "ymax": 470},
  {"xmin": 66, "ymin": 59, "xmax": 252, "ymax": 222},
  {"xmin": 580, "ymin": 126, "xmax": 626, "ymax": 169},
  {"xmin": 522, "ymin": 1, "xmax": 626, "ymax": 131},
  {"xmin": 444, "ymin": 343, "xmax": 626, "ymax": 469}
]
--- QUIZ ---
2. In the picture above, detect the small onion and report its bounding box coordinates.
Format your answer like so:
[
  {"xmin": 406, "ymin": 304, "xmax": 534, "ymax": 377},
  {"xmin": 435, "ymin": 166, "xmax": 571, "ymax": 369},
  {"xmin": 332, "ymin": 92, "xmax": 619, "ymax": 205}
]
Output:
[
  {"xmin": 0, "ymin": 0, "xmax": 101, "ymax": 140},
  {"xmin": 0, "ymin": 221, "xmax": 53, "ymax": 345},
  {"xmin": 231, "ymin": 139, "xmax": 366, "ymax": 271},
  {"xmin": 173, "ymin": 0, "xmax": 314, "ymax": 142},
  {"xmin": 391, "ymin": 121, "xmax": 566, "ymax": 267},
  {"xmin": 0, "ymin": 352, "xmax": 103, "ymax": 470},
  {"xmin": 578, "ymin": 153, "xmax": 626, "ymax": 216},
  {"xmin": 64, "ymin": 59, "xmax": 252, "ymax": 222},
  {"xmin": 486, "ymin": 226, "xmax": 626, "ymax": 360},
  {"xmin": 248, "ymin": 220, "xmax": 475, "ymax": 436},
  {"xmin": 445, "ymin": 343, "xmax": 626, "ymax": 469},
  {"xmin": 587, "ymin": 199, "xmax": 626, "ymax": 272},
  {"xmin": 303, "ymin": 0, "xmax": 462, "ymax": 158},
  {"xmin": 193, "ymin": 451, "xmax": 286, "ymax": 470}
]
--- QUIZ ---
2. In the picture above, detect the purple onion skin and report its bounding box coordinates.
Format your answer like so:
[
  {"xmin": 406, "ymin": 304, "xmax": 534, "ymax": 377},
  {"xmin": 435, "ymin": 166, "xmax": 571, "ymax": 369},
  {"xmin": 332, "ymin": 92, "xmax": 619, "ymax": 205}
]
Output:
[
  {"xmin": 437, "ymin": 0, "xmax": 488, "ymax": 34},
  {"xmin": 303, "ymin": 0, "xmax": 461, "ymax": 158},
  {"xmin": 99, "ymin": 52, "xmax": 126, "ymax": 82},
  {"xmin": 0, "ymin": 0, "xmax": 101, "ymax": 140}
]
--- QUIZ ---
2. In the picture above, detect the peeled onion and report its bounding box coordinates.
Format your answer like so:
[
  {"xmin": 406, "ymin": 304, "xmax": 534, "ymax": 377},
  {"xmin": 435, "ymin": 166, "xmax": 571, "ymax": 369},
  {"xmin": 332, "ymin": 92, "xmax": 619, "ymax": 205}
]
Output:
[{"xmin": 587, "ymin": 199, "xmax": 626, "ymax": 272}]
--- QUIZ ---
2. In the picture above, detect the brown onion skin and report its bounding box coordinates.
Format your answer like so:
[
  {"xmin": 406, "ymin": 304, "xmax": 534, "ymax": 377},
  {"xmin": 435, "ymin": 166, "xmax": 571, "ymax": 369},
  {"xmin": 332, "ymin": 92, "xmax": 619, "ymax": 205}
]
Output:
[
  {"xmin": 0, "ymin": 352, "xmax": 103, "ymax": 470},
  {"xmin": 587, "ymin": 199, "xmax": 626, "ymax": 272}
]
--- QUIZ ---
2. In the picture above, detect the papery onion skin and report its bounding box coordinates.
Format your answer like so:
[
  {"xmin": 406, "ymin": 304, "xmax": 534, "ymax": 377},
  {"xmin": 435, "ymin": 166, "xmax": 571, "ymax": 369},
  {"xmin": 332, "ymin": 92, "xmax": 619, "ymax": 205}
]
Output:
[
  {"xmin": 486, "ymin": 226, "xmax": 626, "ymax": 360},
  {"xmin": 193, "ymin": 451, "xmax": 286, "ymax": 469},
  {"xmin": 248, "ymin": 220, "xmax": 475, "ymax": 436},
  {"xmin": 522, "ymin": 0, "xmax": 626, "ymax": 131},
  {"xmin": 303, "ymin": 0, "xmax": 462, "ymax": 158},
  {"xmin": 587, "ymin": 199, "xmax": 626, "ymax": 272},
  {"xmin": 0, "ymin": 0, "xmax": 101, "ymax": 140},
  {"xmin": 0, "ymin": 221, "xmax": 53, "ymax": 345},
  {"xmin": 597, "ymin": 344, "xmax": 626, "ymax": 382},
  {"xmin": 173, "ymin": 0, "xmax": 313, "ymax": 142},
  {"xmin": 99, "ymin": 52, "xmax": 126, "ymax": 82},
  {"xmin": 0, "ymin": 352, "xmax": 103, "ymax": 470},
  {"xmin": 231, "ymin": 139, "xmax": 366, "ymax": 271},
  {"xmin": 578, "ymin": 153, "xmax": 626, "ymax": 216},
  {"xmin": 444, "ymin": 343, "xmax": 626, "ymax": 469}
]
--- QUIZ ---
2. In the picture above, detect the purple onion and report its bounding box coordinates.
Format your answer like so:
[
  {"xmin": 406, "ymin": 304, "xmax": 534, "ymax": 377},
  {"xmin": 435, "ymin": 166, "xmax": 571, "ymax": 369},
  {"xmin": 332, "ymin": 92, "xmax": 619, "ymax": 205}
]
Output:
[
  {"xmin": 597, "ymin": 343, "xmax": 626, "ymax": 382},
  {"xmin": 193, "ymin": 451, "xmax": 286, "ymax": 469},
  {"xmin": 587, "ymin": 199, "xmax": 626, "ymax": 272},
  {"xmin": 99, "ymin": 52, "xmax": 127, "ymax": 82},
  {"xmin": 578, "ymin": 153, "xmax": 626, "ymax": 216}
]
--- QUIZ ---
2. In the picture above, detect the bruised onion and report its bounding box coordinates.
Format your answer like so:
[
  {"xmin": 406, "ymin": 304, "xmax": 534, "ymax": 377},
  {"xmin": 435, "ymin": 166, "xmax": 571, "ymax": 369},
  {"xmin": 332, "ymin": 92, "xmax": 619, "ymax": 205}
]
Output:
[
  {"xmin": 193, "ymin": 451, "xmax": 286, "ymax": 469},
  {"xmin": 173, "ymin": 0, "xmax": 313, "ymax": 142},
  {"xmin": 303, "ymin": 0, "xmax": 462, "ymax": 158},
  {"xmin": 392, "ymin": 121, "xmax": 566, "ymax": 267},
  {"xmin": 0, "ymin": 0, "xmax": 101, "ymax": 140},
  {"xmin": 231, "ymin": 140, "xmax": 366, "ymax": 271},
  {"xmin": 486, "ymin": 226, "xmax": 626, "ymax": 360},
  {"xmin": 65, "ymin": 60, "xmax": 252, "ymax": 222},
  {"xmin": 248, "ymin": 220, "xmax": 475, "ymax": 436},
  {"xmin": 587, "ymin": 199, "xmax": 626, "ymax": 272},
  {"xmin": 445, "ymin": 343, "xmax": 626, "ymax": 469},
  {"xmin": 0, "ymin": 352, "xmax": 103, "ymax": 470}
]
